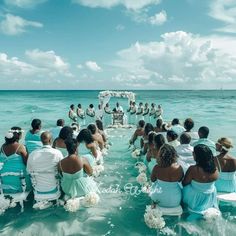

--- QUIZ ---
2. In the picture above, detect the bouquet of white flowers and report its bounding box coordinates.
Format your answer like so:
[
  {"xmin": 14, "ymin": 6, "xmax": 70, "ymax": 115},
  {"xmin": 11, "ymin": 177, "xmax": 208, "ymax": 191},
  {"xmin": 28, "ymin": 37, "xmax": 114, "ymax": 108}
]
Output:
[
  {"xmin": 144, "ymin": 205, "xmax": 165, "ymax": 229},
  {"xmin": 136, "ymin": 172, "xmax": 148, "ymax": 185},
  {"xmin": 82, "ymin": 192, "xmax": 100, "ymax": 207},
  {"xmin": 64, "ymin": 198, "xmax": 80, "ymax": 212}
]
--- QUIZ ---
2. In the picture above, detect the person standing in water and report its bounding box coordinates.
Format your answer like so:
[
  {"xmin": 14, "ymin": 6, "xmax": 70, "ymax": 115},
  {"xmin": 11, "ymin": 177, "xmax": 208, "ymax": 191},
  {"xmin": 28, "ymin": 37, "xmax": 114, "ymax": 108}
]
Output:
[
  {"xmin": 143, "ymin": 103, "xmax": 150, "ymax": 123},
  {"xmin": 86, "ymin": 104, "xmax": 95, "ymax": 125},
  {"xmin": 69, "ymin": 104, "xmax": 77, "ymax": 122},
  {"xmin": 76, "ymin": 104, "xmax": 85, "ymax": 126}
]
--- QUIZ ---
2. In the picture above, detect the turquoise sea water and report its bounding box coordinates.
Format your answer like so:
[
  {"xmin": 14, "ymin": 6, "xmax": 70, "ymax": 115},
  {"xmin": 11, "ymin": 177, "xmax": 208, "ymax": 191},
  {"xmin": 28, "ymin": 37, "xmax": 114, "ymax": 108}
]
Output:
[{"xmin": 0, "ymin": 90, "xmax": 236, "ymax": 235}]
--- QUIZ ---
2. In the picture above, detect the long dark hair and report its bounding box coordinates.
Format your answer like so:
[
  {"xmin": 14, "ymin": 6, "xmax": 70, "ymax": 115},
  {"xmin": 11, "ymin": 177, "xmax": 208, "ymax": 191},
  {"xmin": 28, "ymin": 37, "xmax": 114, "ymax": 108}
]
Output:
[
  {"xmin": 194, "ymin": 144, "xmax": 216, "ymax": 174},
  {"xmin": 154, "ymin": 134, "xmax": 165, "ymax": 150},
  {"xmin": 159, "ymin": 144, "xmax": 178, "ymax": 167},
  {"xmin": 65, "ymin": 138, "xmax": 78, "ymax": 155},
  {"xmin": 144, "ymin": 123, "xmax": 154, "ymax": 136},
  {"xmin": 77, "ymin": 129, "xmax": 94, "ymax": 144}
]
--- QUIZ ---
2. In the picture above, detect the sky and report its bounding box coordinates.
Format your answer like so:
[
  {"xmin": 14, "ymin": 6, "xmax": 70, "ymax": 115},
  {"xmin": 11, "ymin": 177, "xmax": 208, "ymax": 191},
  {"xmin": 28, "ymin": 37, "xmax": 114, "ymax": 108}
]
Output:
[{"xmin": 0, "ymin": 0, "xmax": 236, "ymax": 90}]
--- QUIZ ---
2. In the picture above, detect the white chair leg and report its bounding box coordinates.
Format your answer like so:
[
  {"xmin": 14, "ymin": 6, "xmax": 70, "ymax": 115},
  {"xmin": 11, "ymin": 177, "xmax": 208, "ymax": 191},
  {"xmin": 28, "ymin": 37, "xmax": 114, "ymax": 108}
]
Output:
[
  {"xmin": 19, "ymin": 200, "xmax": 24, "ymax": 212},
  {"xmin": 178, "ymin": 215, "xmax": 182, "ymax": 235}
]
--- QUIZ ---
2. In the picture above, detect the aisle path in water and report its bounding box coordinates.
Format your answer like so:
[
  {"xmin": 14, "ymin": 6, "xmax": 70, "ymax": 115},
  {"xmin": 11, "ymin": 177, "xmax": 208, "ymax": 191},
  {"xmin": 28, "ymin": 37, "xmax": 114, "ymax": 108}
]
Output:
[{"xmin": 0, "ymin": 128, "xmax": 154, "ymax": 236}]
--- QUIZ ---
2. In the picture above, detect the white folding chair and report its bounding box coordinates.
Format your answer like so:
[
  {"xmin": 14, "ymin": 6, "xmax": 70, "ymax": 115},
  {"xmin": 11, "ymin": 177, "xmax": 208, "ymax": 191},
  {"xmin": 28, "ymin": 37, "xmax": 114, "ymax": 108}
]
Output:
[
  {"xmin": 0, "ymin": 171, "xmax": 30, "ymax": 212},
  {"xmin": 217, "ymin": 192, "xmax": 236, "ymax": 206}
]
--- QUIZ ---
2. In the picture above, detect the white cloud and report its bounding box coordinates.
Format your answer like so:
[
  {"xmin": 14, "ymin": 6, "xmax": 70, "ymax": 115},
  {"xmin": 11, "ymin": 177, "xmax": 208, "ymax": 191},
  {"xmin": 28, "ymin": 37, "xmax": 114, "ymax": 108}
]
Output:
[
  {"xmin": 110, "ymin": 31, "xmax": 236, "ymax": 89},
  {"xmin": 0, "ymin": 14, "xmax": 43, "ymax": 35},
  {"xmin": 25, "ymin": 49, "xmax": 73, "ymax": 77},
  {"xmin": 209, "ymin": 0, "xmax": 236, "ymax": 33},
  {"xmin": 4, "ymin": 0, "xmax": 47, "ymax": 8},
  {"xmin": 85, "ymin": 61, "xmax": 102, "ymax": 72},
  {"xmin": 116, "ymin": 24, "xmax": 125, "ymax": 31},
  {"xmin": 73, "ymin": 0, "xmax": 161, "ymax": 10},
  {"xmin": 149, "ymin": 10, "xmax": 167, "ymax": 25},
  {"xmin": 0, "ymin": 49, "xmax": 73, "ymax": 86}
]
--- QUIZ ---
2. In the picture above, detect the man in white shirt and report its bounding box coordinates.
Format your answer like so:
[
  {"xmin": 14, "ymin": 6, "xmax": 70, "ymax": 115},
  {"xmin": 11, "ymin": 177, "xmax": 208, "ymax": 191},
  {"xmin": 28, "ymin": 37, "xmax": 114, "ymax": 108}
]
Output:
[
  {"xmin": 95, "ymin": 104, "xmax": 103, "ymax": 121},
  {"xmin": 113, "ymin": 102, "xmax": 123, "ymax": 113},
  {"xmin": 27, "ymin": 131, "xmax": 63, "ymax": 193},
  {"xmin": 170, "ymin": 118, "xmax": 186, "ymax": 136}
]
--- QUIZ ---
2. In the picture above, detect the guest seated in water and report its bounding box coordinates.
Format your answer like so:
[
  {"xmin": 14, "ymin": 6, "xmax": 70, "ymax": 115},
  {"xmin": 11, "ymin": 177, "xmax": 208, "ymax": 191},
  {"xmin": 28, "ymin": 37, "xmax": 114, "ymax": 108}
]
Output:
[
  {"xmin": 147, "ymin": 133, "xmax": 165, "ymax": 173},
  {"xmin": 87, "ymin": 124, "xmax": 104, "ymax": 151},
  {"xmin": 25, "ymin": 119, "xmax": 43, "ymax": 154},
  {"xmin": 150, "ymin": 144, "xmax": 183, "ymax": 208},
  {"xmin": 142, "ymin": 123, "xmax": 154, "ymax": 155},
  {"xmin": 58, "ymin": 138, "xmax": 98, "ymax": 198},
  {"xmin": 166, "ymin": 130, "xmax": 180, "ymax": 148},
  {"xmin": 214, "ymin": 138, "xmax": 236, "ymax": 193},
  {"xmin": 146, "ymin": 132, "xmax": 156, "ymax": 163},
  {"xmin": 129, "ymin": 120, "xmax": 145, "ymax": 149},
  {"xmin": 68, "ymin": 104, "xmax": 77, "ymax": 122},
  {"xmin": 176, "ymin": 133, "xmax": 194, "ymax": 159},
  {"xmin": 76, "ymin": 129, "xmax": 99, "ymax": 166},
  {"xmin": 50, "ymin": 119, "xmax": 65, "ymax": 141},
  {"xmin": 95, "ymin": 120, "xmax": 107, "ymax": 145},
  {"xmin": 184, "ymin": 118, "xmax": 198, "ymax": 142},
  {"xmin": 182, "ymin": 144, "xmax": 219, "ymax": 216},
  {"xmin": 170, "ymin": 118, "xmax": 185, "ymax": 136},
  {"xmin": 27, "ymin": 132, "xmax": 63, "ymax": 195},
  {"xmin": 53, "ymin": 126, "xmax": 74, "ymax": 157},
  {"xmin": 154, "ymin": 119, "xmax": 163, "ymax": 133},
  {"xmin": 176, "ymin": 133, "xmax": 194, "ymax": 173},
  {"xmin": 0, "ymin": 129, "xmax": 31, "ymax": 193},
  {"xmin": 193, "ymin": 126, "xmax": 216, "ymax": 155}
]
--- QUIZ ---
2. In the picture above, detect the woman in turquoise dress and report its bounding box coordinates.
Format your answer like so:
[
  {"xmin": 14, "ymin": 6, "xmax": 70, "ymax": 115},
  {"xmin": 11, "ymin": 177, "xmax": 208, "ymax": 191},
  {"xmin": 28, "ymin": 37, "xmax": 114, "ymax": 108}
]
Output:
[
  {"xmin": 77, "ymin": 129, "xmax": 99, "ymax": 167},
  {"xmin": 0, "ymin": 129, "xmax": 31, "ymax": 193},
  {"xmin": 182, "ymin": 144, "xmax": 219, "ymax": 217},
  {"xmin": 25, "ymin": 119, "xmax": 43, "ymax": 154},
  {"xmin": 58, "ymin": 138, "xmax": 98, "ymax": 198},
  {"xmin": 147, "ymin": 133, "xmax": 165, "ymax": 173},
  {"xmin": 214, "ymin": 137, "xmax": 236, "ymax": 192},
  {"xmin": 53, "ymin": 126, "xmax": 73, "ymax": 158},
  {"xmin": 150, "ymin": 144, "xmax": 183, "ymax": 207},
  {"xmin": 129, "ymin": 120, "xmax": 145, "ymax": 149}
]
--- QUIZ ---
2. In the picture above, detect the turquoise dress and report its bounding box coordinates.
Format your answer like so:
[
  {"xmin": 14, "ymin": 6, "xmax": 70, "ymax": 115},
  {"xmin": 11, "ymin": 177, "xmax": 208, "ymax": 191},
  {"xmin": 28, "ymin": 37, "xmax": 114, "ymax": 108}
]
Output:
[
  {"xmin": 183, "ymin": 180, "xmax": 218, "ymax": 214},
  {"xmin": 60, "ymin": 169, "xmax": 98, "ymax": 198},
  {"xmin": 150, "ymin": 179, "xmax": 182, "ymax": 207},
  {"xmin": 79, "ymin": 143, "xmax": 95, "ymax": 167},
  {"xmin": 0, "ymin": 147, "xmax": 31, "ymax": 193},
  {"xmin": 215, "ymin": 157, "xmax": 236, "ymax": 193},
  {"xmin": 25, "ymin": 131, "xmax": 42, "ymax": 154},
  {"xmin": 215, "ymin": 172, "xmax": 236, "ymax": 193}
]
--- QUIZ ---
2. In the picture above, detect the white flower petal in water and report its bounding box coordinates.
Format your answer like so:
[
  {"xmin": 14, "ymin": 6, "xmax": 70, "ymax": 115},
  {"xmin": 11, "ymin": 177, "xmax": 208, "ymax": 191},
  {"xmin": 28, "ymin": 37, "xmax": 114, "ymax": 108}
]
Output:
[{"xmin": 203, "ymin": 208, "xmax": 221, "ymax": 221}]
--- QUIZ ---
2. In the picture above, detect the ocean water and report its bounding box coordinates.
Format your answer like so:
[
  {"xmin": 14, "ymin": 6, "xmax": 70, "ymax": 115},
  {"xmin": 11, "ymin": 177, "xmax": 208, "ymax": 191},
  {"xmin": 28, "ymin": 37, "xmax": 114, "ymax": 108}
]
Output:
[{"xmin": 0, "ymin": 90, "xmax": 236, "ymax": 235}]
